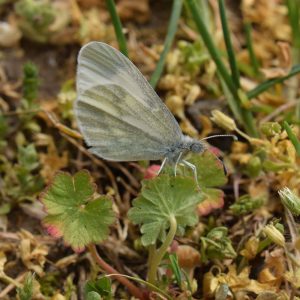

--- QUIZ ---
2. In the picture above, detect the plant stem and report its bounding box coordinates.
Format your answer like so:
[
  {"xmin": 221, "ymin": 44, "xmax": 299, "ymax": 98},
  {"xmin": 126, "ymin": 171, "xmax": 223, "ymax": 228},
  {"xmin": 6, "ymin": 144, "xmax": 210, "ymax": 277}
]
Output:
[
  {"xmin": 285, "ymin": 209, "xmax": 300, "ymax": 261},
  {"xmin": 218, "ymin": 0, "xmax": 240, "ymax": 88},
  {"xmin": 219, "ymin": 76, "xmax": 242, "ymax": 124},
  {"xmin": 186, "ymin": 0, "xmax": 257, "ymax": 137},
  {"xmin": 244, "ymin": 22, "xmax": 260, "ymax": 77},
  {"xmin": 88, "ymin": 244, "xmax": 146, "ymax": 300},
  {"xmin": 105, "ymin": 0, "xmax": 128, "ymax": 56},
  {"xmin": 286, "ymin": 0, "xmax": 300, "ymax": 48},
  {"xmin": 147, "ymin": 215, "xmax": 177, "ymax": 285},
  {"xmin": 186, "ymin": 0, "xmax": 235, "ymax": 94},
  {"xmin": 150, "ymin": 0, "xmax": 183, "ymax": 88},
  {"xmin": 283, "ymin": 121, "xmax": 300, "ymax": 155},
  {"xmin": 246, "ymin": 64, "xmax": 300, "ymax": 99}
]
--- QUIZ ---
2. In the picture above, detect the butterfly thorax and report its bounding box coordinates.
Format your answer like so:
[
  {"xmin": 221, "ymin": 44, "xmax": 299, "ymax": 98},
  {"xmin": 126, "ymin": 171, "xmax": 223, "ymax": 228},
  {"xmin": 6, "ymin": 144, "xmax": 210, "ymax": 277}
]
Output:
[{"xmin": 164, "ymin": 135, "xmax": 206, "ymax": 163}]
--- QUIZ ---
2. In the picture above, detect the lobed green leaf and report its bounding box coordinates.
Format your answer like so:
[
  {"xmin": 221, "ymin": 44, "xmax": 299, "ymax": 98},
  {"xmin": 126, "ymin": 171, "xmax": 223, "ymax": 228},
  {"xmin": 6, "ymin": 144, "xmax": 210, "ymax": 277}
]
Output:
[
  {"xmin": 128, "ymin": 175, "xmax": 203, "ymax": 246},
  {"xmin": 41, "ymin": 170, "xmax": 115, "ymax": 251}
]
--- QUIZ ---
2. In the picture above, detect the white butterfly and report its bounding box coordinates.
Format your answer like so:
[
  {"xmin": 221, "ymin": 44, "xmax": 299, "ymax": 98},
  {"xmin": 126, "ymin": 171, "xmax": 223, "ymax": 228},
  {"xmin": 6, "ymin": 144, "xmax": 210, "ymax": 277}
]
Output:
[{"xmin": 75, "ymin": 42, "xmax": 232, "ymax": 182}]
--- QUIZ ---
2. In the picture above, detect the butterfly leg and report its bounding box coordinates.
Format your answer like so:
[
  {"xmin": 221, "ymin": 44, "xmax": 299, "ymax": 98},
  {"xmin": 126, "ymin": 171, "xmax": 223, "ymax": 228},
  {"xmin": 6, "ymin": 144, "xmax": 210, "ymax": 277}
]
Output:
[
  {"xmin": 157, "ymin": 157, "xmax": 168, "ymax": 175},
  {"xmin": 174, "ymin": 152, "xmax": 183, "ymax": 177},
  {"xmin": 182, "ymin": 160, "xmax": 200, "ymax": 188}
]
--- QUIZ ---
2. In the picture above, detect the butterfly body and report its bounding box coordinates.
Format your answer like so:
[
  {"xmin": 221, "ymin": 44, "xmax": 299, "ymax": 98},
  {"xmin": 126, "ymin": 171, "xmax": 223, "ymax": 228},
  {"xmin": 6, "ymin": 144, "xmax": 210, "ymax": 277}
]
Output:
[{"xmin": 75, "ymin": 41, "xmax": 208, "ymax": 183}]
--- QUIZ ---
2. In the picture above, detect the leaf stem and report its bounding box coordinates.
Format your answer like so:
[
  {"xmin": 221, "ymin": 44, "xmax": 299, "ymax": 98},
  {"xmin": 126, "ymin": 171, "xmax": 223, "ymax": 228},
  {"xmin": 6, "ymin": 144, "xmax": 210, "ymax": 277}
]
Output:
[
  {"xmin": 147, "ymin": 215, "xmax": 177, "ymax": 285},
  {"xmin": 88, "ymin": 244, "xmax": 146, "ymax": 300},
  {"xmin": 105, "ymin": 0, "xmax": 128, "ymax": 56},
  {"xmin": 150, "ymin": 0, "xmax": 183, "ymax": 88}
]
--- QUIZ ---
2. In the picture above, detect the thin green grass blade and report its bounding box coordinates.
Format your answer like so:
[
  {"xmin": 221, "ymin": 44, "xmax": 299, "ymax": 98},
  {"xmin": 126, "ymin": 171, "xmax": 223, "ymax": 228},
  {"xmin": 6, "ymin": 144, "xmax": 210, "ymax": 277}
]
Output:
[
  {"xmin": 150, "ymin": 0, "xmax": 183, "ymax": 88},
  {"xmin": 286, "ymin": 0, "xmax": 300, "ymax": 48},
  {"xmin": 168, "ymin": 253, "xmax": 182, "ymax": 287},
  {"xmin": 186, "ymin": 0, "xmax": 235, "ymax": 95},
  {"xmin": 247, "ymin": 64, "xmax": 300, "ymax": 99},
  {"xmin": 283, "ymin": 121, "xmax": 300, "ymax": 156},
  {"xmin": 244, "ymin": 22, "xmax": 260, "ymax": 77},
  {"xmin": 106, "ymin": 0, "xmax": 128, "ymax": 56},
  {"xmin": 186, "ymin": 0, "xmax": 257, "ymax": 136},
  {"xmin": 219, "ymin": 74, "xmax": 242, "ymax": 123},
  {"xmin": 218, "ymin": 0, "xmax": 240, "ymax": 88}
]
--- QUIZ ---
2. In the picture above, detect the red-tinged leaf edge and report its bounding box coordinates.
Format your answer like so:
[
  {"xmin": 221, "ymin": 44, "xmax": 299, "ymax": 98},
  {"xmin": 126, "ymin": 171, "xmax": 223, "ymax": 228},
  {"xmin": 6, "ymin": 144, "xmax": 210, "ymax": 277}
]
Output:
[
  {"xmin": 197, "ymin": 188, "xmax": 225, "ymax": 216},
  {"xmin": 39, "ymin": 169, "xmax": 112, "ymax": 252},
  {"xmin": 44, "ymin": 224, "xmax": 63, "ymax": 238}
]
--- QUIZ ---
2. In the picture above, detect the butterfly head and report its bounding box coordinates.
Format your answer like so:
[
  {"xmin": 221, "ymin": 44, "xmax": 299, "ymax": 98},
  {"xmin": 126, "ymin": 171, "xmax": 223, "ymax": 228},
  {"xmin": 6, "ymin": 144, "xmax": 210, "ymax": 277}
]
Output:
[{"xmin": 190, "ymin": 141, "xmax": 206, "ymax": 153}]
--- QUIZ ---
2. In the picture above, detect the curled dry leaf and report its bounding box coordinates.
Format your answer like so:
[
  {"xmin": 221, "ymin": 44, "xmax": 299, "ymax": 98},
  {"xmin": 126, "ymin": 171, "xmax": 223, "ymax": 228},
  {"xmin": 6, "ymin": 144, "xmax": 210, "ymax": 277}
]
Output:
[
  {"xmin": 175, "ymin": 245, "xmax": 201, "ymax": 279},
  {"xmin": 258, "ymin": 249, "xmax": 286, "ymax": 288},
  {"xmin": 204, "ymin": 265, "xmax": 277, "ymax": 298},
  {"xmin": 18, "ymin": 230, "xmax": 49, "ymax": 276},
  {"xmin": 240, "ymin": 236, "xmax": 259, "ymax": 260},
  {"xmin": 38, "ymin": 135, "xmax": 68, "ymax": 181},
  {"xmin": 117, "ymin": 0, "xmax": 150, "ymax": 24}
]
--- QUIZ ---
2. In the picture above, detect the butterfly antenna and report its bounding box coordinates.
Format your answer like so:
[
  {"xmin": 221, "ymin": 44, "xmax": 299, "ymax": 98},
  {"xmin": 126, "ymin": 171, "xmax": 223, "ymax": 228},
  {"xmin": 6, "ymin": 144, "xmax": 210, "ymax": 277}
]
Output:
[
  {"xmin": 213, "ymin": 152, "xmax": 228, "ymax": 175},
  {"xmin": 200, "ymin": 134, "xmax": 238, "ymax": 142}
]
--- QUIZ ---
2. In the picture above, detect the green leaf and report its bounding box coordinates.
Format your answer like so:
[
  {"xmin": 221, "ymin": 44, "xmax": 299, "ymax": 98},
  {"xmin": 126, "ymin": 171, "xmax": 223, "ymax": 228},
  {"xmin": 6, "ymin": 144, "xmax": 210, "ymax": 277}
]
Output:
[
  {"xmin": 168, "ymin": 253, "xmax": 182, "ymax": 287},
  {"xmin": 17, "ymin": 273, "xmax": 34, "ymax": 300},
  {"xmin": 84, "ymin": 277, "xmax": 112, "ymax": 300},
  {"xmin": 188, "ymin": 151, "xmax": 228, "ymax": 187},
  {"xmin": 230, "ymin": 194, "xmax": 264, "ymax": 216},
  {"xmin": 41, "ymin": 170, "xmax": 115, "ymax": 251},
  {"xmin": 0, "ymin": 114, "xmax": 8, "ymax": 140},
  {"xmin": 23, "ymin": 61, "xmax": 39, "ymax": 105},
  {"xmin": 201, "ymin": 227, "xmax": 236, "ymax": 262},
  {"xmin": 128, "ymin": 175, "xmax": 203, "ymax": 246},
  {"xmin": 174, "ymin": 151, "xmax": 227, "ymax": 216},
  {"xmin": 86, "ymin": 291, "xmax": 102, "ymax": 300},
  {"xmin": 18, "ymin": 144, "xmax": 39, "ymax": 172}
]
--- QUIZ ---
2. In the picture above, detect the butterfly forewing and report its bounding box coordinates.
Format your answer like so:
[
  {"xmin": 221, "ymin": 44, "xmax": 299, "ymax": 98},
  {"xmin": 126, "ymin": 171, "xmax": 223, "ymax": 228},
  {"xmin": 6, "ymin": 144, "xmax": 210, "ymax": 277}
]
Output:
[{"xmin": 75, "ymin": 42, "xmax": 183, "ymax": 161}]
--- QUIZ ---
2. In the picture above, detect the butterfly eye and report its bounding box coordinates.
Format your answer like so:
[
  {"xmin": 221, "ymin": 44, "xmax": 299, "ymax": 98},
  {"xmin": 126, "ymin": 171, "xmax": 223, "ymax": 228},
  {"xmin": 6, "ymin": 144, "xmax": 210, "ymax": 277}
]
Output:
[{"xmin": 191, "ymin": 143, "xmax": 204, "ymax": 153}]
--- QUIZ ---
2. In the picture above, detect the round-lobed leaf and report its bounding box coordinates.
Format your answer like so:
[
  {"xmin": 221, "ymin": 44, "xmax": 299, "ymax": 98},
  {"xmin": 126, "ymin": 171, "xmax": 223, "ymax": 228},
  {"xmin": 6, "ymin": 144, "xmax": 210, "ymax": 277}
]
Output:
[
  {"xmin": 128, "ymin": 175, "xmax": 203, "ymax": 246},
  {"xmin": 40, "ymin": 170, "xmax": 115, "ymax": 251}
]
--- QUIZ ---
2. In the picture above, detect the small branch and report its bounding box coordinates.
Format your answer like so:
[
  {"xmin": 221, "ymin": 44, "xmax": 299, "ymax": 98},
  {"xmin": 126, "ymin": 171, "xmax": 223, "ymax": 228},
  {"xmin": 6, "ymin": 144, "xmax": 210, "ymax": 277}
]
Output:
[
  {"xmin": 88, "ymin": 244, "xmax": 147, "ymax": 300},
  {"xmin": 147, "ymin": 215, "xmax": 177, "ymax": 284}
]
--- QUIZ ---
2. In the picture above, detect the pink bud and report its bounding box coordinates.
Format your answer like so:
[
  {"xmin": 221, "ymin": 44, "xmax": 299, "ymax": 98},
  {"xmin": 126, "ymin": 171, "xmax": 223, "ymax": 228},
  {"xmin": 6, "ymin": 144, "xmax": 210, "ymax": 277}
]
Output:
[{"xmin": 144, "ymin": 165, "xmax": 161, "ymax": 179}]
